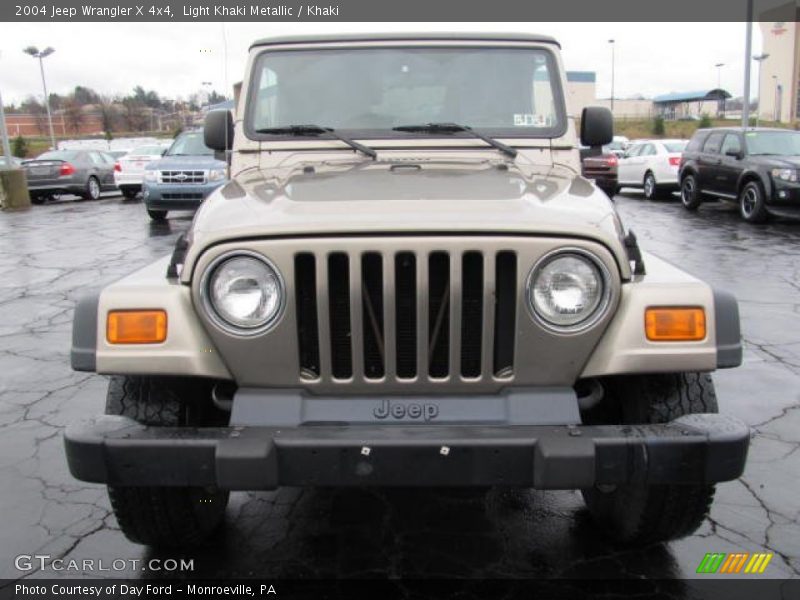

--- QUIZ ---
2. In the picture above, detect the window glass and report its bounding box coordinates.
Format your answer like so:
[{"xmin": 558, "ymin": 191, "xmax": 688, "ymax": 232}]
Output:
[
  {"xmin": 744, "ymin": 130, "xmax": 800, "ymax": 155},
  {"xmin": 663, "ymin": 141, "xmax": 688, "ymax": 152},
  {"xmin": 165, "ymin": 132, "xmax": 214, "ymax": 156},
  {"xmin": 703, "ymin": 133, "xmax": 724, "ymax": 154},
  {"xmin": 720, "ymin": 134, "xmax": 742, "ymax": 155}
]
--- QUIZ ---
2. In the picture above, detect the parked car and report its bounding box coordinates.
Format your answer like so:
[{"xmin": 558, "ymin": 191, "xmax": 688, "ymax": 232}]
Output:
[
  {"xmin": 108, "ymin": 150, "xmax": 131, "ymax": 160},
  {"xmin": 114, "ymin": 144, "xmax": 170, "ymax": 199},
  {"xmin": 22, "ymin": 150, "xmax": 117, "ymax": 204},
  {"xmin": 618, "ymin": 139, "xmax": 687, "ymax": 200},
  {"xmin": 604, "ymin": 136, "xmax": 630, "ymax": 157},
  {"xmin": 580, "ymin": 147, "xmax": 618, "ymax": 197},
  {"xmin": 66, "ymin": 32, "xmax": 747, "ymax": 550},
  {"xmin": 142, "ymin": 130, "xmax": 227, "ymax": 220},
  {"xmin": 680, "ymin": 127, "xmax": 800, "ymax": 223}
]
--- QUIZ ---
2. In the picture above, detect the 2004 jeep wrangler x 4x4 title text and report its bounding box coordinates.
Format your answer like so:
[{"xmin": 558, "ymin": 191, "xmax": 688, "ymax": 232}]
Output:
[{"xmin": 65, "ymin": 33, "xmax": 749, "ymax": 547}]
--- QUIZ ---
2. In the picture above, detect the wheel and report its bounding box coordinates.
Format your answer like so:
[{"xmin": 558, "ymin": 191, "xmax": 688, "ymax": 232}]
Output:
[
  {"xmin": 30, "ymin": 195, "xmax": 46, "ymax": 205},
  {"xmin": 680, "ymin": 174, "xmax": 702, "ymax": 210},
  {"xmin": 105, "ymin": 376, "xmax": 229, "ymax": 547},
  {"xmin": 643, "ymin": 172, "xmax": 659, "ymax": 200},
  {"xmin": 582, "ymin": 373, "xmax": 719, "ymax": 545},
  {"xmin": 147, "ymin": 208, "xmax": 167, "ymax": 221},
  {"xmin": 739, "ymin": 180, "xmax": 769, "ymax": 223},
  {"xmin": 122, "ymin": 188, "xmax": 138, "ymax": 200},
  {"xmin": 83, "ymin": 176, "xmax": 101, "ymax": 201}
]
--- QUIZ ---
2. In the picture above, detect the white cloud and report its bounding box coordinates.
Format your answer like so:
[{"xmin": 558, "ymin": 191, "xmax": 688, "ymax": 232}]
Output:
[{"xmin": 0, "ymin": 22, "xmax": 763, "ymax": 105}]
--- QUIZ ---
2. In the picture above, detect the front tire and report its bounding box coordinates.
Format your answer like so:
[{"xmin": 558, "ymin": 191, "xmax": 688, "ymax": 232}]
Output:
[
  {"xmin": 147, "ymin": 208, "xmax": 167, "ymax": 221},
  {"xmin": 105, "ymin": 376, "xmax": 229, "ymax": 547},
  {"xmin": 582, "ymin": 373, "xmax": 719, "ymax": 545},
  {"xmin": 681, "ymin": 174, "xmax": 702, "ymax": 210},
  {"xmin": 739, "ymin": 180, "xmax": 769, "ymax": 223}
]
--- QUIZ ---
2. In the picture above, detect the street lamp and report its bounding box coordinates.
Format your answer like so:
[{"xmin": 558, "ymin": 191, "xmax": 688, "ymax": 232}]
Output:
[
  {"xmin": 714, "ymin": 63, "xmax": 725, "ymax": 89},
  {"xmin": 772, "ymin": 75, "xmax": 780, "ymax": 121},
  {"xmin": 608, "ymin": 39, "xmax": 615, "ymax": 113},
  {"xmin": 752, "ymin": 53, "xmax": 770, "ymax": 127},
  {"xmin": 23, "ymin": 46, "xmax": 57, "ymax": 150}
]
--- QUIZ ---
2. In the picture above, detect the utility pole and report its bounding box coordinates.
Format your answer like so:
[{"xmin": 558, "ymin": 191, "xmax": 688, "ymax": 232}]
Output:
[
  {"xmin": 753, "ymin": 53, "xmax": 770, "ymax": 127},
  {"xmin": 608, "ymin": 39, "xmax": 615, "ymax": 114},
  {"xmin": 0, "ymin": 87, "xmax": 13, "ymax": 168},
  {"xmin": 742, "ymin": 0, "xmax": 753, "ymax": 128},
  {"xmin": 23, "ymin": 46, "xmax": 57, "ymax": 149}
]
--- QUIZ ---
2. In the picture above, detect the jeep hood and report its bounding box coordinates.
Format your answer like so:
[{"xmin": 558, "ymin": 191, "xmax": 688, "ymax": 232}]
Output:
[{"xmin": 182, "ymin": 162, "xmax": 630, "ymax": 280}]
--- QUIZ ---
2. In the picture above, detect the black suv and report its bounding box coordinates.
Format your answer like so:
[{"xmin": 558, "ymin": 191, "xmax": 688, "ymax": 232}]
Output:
[{"xmin": 679, "ymin": 127, "xmax": 800, "ymax": 222}]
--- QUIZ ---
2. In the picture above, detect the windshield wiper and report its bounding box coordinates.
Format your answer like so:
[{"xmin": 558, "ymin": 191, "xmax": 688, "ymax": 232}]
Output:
[
  {"xmin": 392, "ymin": 123, "xmax": 518, "ymax": 158},
  {"xmin": 255, "ymin": 125, "xmax": 377, "ymax": 159}
]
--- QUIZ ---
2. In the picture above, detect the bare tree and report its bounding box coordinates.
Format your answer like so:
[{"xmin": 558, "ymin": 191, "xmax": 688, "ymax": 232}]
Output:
[
  {"xmin": 63, "ymin": 99, "xmax": 85, "ymax": 133},
  {"xmin": 98, "ymin": 96, "xmax": 118, "ymax": 139},
  {"xmin": 121, "ymin": 99, "xmax": 148, "ymax": 132}
]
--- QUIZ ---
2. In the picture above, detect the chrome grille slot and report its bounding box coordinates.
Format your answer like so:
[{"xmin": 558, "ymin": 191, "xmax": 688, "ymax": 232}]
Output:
[
  {"xmin": 293, "ymin": 248, "xmax": 517, "ymax": 385},
  {"xmin": 159, "ymin": 170, "xmax": 206, "ymax": 184}
]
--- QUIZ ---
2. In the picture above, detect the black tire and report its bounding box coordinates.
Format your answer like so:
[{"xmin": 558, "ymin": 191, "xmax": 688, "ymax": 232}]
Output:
[
  {"xmin": 739, "ymin": 180, "xmax": 769, "ymax": 223},
  {"xmin": 147, "ymin": 208, "xmax": 167, "ymax": 221},
  {"xmin": 643, "ymin": 172, "xmax": 659, "ymax": 200},
  {"xmin": 122, "ymin": 188, "xmax": 138, "ymax": 200},
  {"xmin": 83, "ymin": 176, "xmax": 101, "ymax": 201},
  {"xmin": 680, "ymin": 173, "xmax": 703, "ymax": 210},
  {"xmin": 105, "ymin": 376, "xmax": 229, "ymax": 547},
  {"xmin": 30, "ymin": 195, "xmax": 46, "ymax": 205},
  {"xmin": 582, "ymin": 373, "xmax": 719, "ymax": 545}
]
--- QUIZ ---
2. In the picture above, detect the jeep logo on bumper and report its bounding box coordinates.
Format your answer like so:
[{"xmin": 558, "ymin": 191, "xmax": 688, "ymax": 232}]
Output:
[{"xmin": 373, "ymin": 399, "xmax": 439, "ymax": 421}]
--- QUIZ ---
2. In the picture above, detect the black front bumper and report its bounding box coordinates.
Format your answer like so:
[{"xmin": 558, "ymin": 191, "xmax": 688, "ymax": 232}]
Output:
[{"xmin": 64, "ymin": 414, "xmax": 749, "ymax": 490}]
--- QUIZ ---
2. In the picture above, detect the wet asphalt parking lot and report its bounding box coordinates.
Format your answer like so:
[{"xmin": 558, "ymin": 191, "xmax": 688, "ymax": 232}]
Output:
[{"xmin": 1, "ymin": 189, "xmax": 798, "ymax": 587}]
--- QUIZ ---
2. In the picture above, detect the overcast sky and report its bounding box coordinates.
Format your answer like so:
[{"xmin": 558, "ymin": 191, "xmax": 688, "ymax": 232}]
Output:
[{"xmin": 0, "ymin": 22, "xmax": 763, "ymax": 105}]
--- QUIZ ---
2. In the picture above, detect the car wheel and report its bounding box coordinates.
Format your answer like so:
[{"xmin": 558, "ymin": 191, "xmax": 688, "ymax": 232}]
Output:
[
  {"xmin": 739, "ymin": 180, "xmax": 769, "ymax": 223},
  {"xmin": 83, "ymin": 176, "xmax": 101, "ymax": 201},
  {"xmin": 582, "ymin": 372, "xmax": 718, "ymax": 545},
  {"xmin": 30, "ymin": 195, "xmax": 46, "ymax": 205},
  {"xmin": 643, "ymin": 172, "xmax": 658, "ymax": 200},
  {"xmin": 105, "ymin": 376, "xmax": 229, "ymax": 547},
  {"xmin": 680, "ymin": 174, "xmax": 702, "ymax": 210},
  {"xmin": 147, "ymin": 209, "xmax": 168, "ymax": 221}
]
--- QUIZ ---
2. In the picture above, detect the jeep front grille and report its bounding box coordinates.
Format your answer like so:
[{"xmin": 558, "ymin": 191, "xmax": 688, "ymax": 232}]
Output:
[
  {"xmin": 294, "ymin": 250, "xmax": 517, "ymax": 383},
  {"xmin": 159, "ymin": 170, "xmax": 206, "ymax": 184}
]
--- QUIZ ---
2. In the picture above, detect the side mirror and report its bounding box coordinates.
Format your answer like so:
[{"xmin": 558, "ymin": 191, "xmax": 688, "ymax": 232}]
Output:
[
  {"xmin": 580, "ymin": 106, "xmax": 614, "ymax": 148},
  {"xmin": 204, "ymin": 110, "xmax": 234, "ymax": 152},
  {"xmin": 726, "ymin": 149, "xmax": 743, "ymax": 159}
]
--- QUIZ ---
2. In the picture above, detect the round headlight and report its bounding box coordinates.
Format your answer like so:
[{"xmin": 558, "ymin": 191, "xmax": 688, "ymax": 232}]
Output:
[
  {"xmin": 528, "ymin": 250, "xmax": 610, "ymax": 330},
  {"xmin": 204, "ymin": 253, "xmax": 284, "ymax": 334}
]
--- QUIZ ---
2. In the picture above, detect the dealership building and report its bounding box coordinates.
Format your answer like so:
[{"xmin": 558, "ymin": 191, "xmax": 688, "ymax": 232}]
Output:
[{"xmin": 758, "ymin": 3, "xmax": 800, "ymax": 122}]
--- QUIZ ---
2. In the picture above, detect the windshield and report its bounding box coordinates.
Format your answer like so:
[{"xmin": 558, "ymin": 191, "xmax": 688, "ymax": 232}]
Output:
[
  {"xmin": 166, "ymin": 132, "xmax": 214, "ymax": 156},
  {"xmin": 745, "ymin": 131, "xmax": 800, "ymax": 156},
  {"xmin": 663, "ymin": 141, "xmax": 687, "ymax": 152},
  {"xmin": 247, "ymin": 47, "xmax": 565, "ymax": 137}
]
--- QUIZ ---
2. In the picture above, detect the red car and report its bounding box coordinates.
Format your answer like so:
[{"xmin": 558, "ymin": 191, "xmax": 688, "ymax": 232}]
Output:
[{"xmin": 581, "ymin": 148, "xmax": 618, "ymax": 198}]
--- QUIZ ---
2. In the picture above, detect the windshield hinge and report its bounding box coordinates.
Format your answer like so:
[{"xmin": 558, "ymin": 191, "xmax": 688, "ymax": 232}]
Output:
[
  {"xmin": 166, "ymin": 234, "xmax": 189, "ymax": 279},
  {"xmin": 623, "ymin": 230, "xmax": 646, "ymax": 276}
]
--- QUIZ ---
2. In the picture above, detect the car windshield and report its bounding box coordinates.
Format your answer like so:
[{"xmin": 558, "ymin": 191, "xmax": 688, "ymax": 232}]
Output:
[
  {"xmin": 131, "ymin": 146, "xmax": 165, "ymax": 155},
  {"xmin": 36, "ymin": 151, "xmax": 79, "ymax": 161},
  {"xmin": 745, "ymin": 131, "xmax": 800, "ymax": 156},
  {"xmin": 248, "ymin": 47, "xmax": 565, "ymax": 137},
  {"xmin": 663, "ymin": 141, "xmax": 687, "ymax": 152},
  {"xmin": 166, "ymin": 132, "xmax": 214, "ymax": 156}
]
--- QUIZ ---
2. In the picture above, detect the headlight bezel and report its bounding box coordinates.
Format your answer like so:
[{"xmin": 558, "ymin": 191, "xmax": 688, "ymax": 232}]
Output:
[
  {"xmin": 143, "ymin": 170, "xmax": 158, "ymax": 182},
  {"xmin": 207, "ymin": 168, "xmax": 227, "ymax": 182},
  {"xmin": 199, "ymin": 249, "xmax": 286, "ymax": 337},
  {"xmin": 525, "ymin": 247, "xmax": 613, "ymax": 334}
]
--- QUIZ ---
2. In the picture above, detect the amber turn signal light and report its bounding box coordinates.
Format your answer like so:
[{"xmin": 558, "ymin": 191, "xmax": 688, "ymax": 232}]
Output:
[
  {"xmin": 107, "ymin": 310, "xmax": 167, "ymax": 344},
  {"xmin": 645, "ymin": 307, "xmax": 706, "ymax": 341}
]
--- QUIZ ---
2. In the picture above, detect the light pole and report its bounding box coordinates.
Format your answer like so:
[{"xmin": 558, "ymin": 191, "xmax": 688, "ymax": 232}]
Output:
[
  {"xmin": 0, "ymin": 87, "xmax": 13, "ymax": 168},
  {"xmin": 715, "ymin": 63, "xmax": 725, "ymax": 117},
  {"xmin": 753, "ymin": 53, "xmax": 770, "ymax": 127},
  {"xmin": 772, "ymin": 75, "xmax": 780, "ymax": 121},
  {"xmin": 23, "ymin": 46, "xmax": 56, "ymax": 150},
  {"xmin": 201, "ymin": 81, "xmax": 213, "ymax": 107},
  {"xmin": 608, "ymin": 39, "xmax": 615, "ymax": 114}
]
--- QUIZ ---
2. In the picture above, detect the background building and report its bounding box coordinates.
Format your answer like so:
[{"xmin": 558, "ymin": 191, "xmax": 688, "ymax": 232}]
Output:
[{"xmin": 758, "ymin": 4, "xmax": 800, "ymax": 122}]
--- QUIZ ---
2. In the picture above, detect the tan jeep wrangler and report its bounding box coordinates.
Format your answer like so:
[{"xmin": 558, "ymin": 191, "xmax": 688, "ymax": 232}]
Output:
[{"xmin": 65, "ymin": 33, "xmax": 748, "ymax": 548}]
